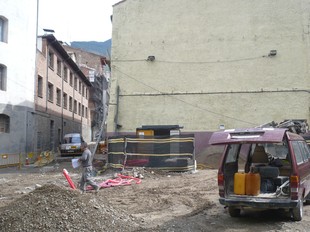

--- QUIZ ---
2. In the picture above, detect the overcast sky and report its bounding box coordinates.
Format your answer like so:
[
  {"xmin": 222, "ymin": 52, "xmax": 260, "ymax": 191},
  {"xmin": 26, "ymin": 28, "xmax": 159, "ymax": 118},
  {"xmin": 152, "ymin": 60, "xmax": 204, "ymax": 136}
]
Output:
[{"xmin": 38, "ymin": 0, "xmax": 122, "ymax": 43}]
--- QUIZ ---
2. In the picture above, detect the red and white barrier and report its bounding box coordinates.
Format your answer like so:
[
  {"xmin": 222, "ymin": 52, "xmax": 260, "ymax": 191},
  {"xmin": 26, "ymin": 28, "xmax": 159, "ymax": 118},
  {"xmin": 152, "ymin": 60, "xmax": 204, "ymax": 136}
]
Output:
[
  {"xmin": 87, "ymin": 173, "xmax": 141, "ymax": 190},
  {"xmin": 63, "ymin": 169, "xmax": 76, "ymax": 189}
]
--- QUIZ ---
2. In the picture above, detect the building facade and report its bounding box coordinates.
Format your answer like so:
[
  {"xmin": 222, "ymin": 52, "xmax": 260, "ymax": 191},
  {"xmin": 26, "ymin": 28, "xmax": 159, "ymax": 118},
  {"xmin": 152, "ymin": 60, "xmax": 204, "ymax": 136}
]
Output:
[
  {"xmin": 63, "ymin": 45, "xmax": 110, "ymax": 141},
  {"xmin": 35, "ymin": 34, "xmax": 92, "ymax": 153},
  {"xmin": 108, "ymin": 0, "xmax": 310, "ymax": 155},
  {"xmin": 0, "ymin": 0, "xmax": 38, "ymax": 154}
]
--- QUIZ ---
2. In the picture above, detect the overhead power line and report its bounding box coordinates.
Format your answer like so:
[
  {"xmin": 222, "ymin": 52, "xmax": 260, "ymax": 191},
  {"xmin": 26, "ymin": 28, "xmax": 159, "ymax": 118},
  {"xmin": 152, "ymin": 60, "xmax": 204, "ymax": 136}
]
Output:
[
  {"xmin": 111, "ymin": 55, "xmax": 266, "ymax": 64},
  {"xmin": 112, "ymin": 65, "xmax": 256, "ymax": 126}
]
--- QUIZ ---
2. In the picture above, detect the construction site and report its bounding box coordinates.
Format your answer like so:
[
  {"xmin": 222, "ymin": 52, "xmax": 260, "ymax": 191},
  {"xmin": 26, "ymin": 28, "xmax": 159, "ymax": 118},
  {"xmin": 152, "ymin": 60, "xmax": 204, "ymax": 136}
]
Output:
[
  {"xmin": 1, "ymin": 1, "xmax": 310, "ymax": 231},
  {"xmin": 1, "ymin": 120, "xmax": 310, "ymax": 231}
]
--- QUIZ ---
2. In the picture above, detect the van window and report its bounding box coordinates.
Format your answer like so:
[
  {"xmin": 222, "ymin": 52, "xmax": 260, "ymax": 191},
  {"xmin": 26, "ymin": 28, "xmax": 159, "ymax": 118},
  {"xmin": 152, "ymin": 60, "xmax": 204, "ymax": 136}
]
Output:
[
  {"xmin": 225, "ymin": 144, "xmax": 240, "ymax": 163},
  {"xmin": 304, "ymin": 142, "xmax": 310, "ymax": 159},
  {"xmin": 264, "ymin": 143, "xmax": 288, "ymax": 159},
  {"xmin": 292, "ymin": 141, "xmax": 304, "ymax": 164},
  {"xmin": 299, "ymin": 141, "xmax": 310, "ymax": 161}
]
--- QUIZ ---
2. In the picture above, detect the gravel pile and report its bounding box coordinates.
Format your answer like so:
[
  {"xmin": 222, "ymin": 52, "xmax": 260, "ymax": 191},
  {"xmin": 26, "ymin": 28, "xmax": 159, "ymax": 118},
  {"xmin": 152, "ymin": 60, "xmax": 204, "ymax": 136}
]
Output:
[{"xmin": 0, "ymin": 184, "xmax": 140, "ymax": 232}]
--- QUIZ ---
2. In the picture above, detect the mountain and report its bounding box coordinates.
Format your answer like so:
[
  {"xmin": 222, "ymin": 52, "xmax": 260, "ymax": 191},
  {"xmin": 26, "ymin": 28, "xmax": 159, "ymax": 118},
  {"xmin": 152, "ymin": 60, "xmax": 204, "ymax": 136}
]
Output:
[{"xmin": 70, "ymin": 39, "xmax": 111, "ymax": 57}]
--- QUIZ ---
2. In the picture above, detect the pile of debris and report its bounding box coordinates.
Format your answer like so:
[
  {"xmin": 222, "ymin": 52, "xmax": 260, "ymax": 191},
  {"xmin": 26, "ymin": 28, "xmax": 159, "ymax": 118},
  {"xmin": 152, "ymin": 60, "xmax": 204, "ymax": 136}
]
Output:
[{"xmin": 0, "ymin": 184, "xmax": 140, "ymax": 232}]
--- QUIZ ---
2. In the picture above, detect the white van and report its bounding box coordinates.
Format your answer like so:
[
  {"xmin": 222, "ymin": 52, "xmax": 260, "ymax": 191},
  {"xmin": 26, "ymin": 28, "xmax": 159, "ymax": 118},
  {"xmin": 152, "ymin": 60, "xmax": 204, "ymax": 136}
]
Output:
[{"xmin": 59, "ymin": 133, "xmax": 85, "ymax": 157}]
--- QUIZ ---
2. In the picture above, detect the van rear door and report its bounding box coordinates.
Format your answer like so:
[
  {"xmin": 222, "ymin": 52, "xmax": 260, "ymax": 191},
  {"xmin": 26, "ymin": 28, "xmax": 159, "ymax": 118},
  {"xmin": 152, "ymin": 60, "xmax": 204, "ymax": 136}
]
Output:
[{"xmin": 209, "ymin": 128, "xmax": 287, "ymax": 145}]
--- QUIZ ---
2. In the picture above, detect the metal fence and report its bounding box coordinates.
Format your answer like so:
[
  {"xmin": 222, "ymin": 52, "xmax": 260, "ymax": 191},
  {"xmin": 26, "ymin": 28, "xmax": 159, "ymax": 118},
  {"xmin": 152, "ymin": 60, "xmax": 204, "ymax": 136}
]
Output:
[
  {"xmin": 0, "ymin": 153, "xmax": 21, "ymax": 168},
  {"xmin": 0, "ymin": 151, "xmax": 56, "ymax": 168}
]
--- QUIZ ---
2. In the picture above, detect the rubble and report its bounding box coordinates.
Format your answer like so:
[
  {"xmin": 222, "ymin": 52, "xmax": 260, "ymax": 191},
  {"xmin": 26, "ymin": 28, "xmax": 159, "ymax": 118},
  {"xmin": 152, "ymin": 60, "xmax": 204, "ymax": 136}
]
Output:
[
  {"xmin": 0, "ymin": 184, "xmax": 140, "ymax": 232},
  {"xmin": 1, "ymin": 164, "xmax": 309, "ymax": 231}
]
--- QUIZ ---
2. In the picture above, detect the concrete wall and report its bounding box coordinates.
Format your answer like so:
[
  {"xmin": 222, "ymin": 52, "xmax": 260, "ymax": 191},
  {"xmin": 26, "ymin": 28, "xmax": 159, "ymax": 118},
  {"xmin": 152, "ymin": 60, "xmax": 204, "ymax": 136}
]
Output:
[
  {"xmin": 0, "ymin": 104, "xmax": 35, "ymax": 154},
  {"xmin": 108, "ymin": 0, "xmax": 310, "ymax": 135},
  {"xmin": 0, "ymin": 0, "xmax": 37, "ymax": 154}
]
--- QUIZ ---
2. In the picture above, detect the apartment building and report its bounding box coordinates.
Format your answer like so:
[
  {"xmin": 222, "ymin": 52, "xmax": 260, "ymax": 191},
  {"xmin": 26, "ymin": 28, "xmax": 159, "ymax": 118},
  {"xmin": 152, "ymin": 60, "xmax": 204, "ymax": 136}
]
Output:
[
  {"xmin": 63, "ymin": 45, "xmax": 110, "ymax": 140},
  {"xmin": 35, "ymin": 34, "xmax": 92, "ymax": 152},
  {"xmin": 0, "ymin": 0, "xmax": 37, "ymax": 154},
  {"xmin": 108, "ymin": 0, "xmax": 310, "ymax": 155}
]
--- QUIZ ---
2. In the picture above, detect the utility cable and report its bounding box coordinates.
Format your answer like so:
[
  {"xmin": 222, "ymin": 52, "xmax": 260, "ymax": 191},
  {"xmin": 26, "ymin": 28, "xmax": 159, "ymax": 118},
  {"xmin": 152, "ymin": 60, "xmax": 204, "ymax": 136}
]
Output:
[
  {"xmin": 112, "ymin": 65, "xmax": 256, "ymax": 126},
  {"xmin": 111, "ymin": 55, "xmax": 266, "ymax": 64}
]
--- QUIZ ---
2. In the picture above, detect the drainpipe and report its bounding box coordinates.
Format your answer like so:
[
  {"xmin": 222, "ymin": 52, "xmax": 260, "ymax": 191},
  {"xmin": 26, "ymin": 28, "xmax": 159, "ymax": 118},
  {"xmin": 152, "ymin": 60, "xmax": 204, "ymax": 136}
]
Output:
[
  {"xmin": 72, "ymin": 74, "xmax": 75, "ymax": 121},
  {"xmin": 114, "ymin": 85, "xmax": 120, "ymax": 133},
  {"xmin": 61, "ymin": 60, "xmax": 64, "ymax": 143},
  {"xmin": 45, "ymin": 44, "xmax": 49, "ymax": 112},
  {"xmin": 80, "ymin": 83, "xmax": 83, "ymax": 136},
  {"xmin": 27, "ymin": 0, "xmax": 40, "ymax": 154}
]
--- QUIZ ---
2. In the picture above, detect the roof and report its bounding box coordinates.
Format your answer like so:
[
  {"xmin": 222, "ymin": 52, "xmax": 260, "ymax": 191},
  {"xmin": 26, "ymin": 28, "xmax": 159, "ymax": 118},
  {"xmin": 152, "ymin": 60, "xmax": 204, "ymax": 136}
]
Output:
[
  {"xmin": 113, "ymin": 0, "xmax": 127, "ymax": 7},
  {"xmin": 41, "ymin": 34, "xmax": 92, "ymax": 87}
]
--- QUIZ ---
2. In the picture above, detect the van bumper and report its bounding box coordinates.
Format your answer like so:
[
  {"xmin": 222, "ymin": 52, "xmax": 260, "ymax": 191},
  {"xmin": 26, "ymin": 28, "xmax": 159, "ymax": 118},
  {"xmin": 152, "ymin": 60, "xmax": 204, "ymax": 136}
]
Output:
[{"xmin": 219, "ymin": 197, "xmax": 298, "ymax": 209}]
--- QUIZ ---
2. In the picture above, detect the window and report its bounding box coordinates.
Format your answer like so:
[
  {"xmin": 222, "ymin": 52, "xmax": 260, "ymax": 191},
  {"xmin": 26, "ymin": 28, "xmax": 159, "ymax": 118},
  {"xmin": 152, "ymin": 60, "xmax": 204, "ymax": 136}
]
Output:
[
  {"xmin": 69, "ymin": 72, "xmax": 73, "ymax": 86},
  {"xmin": 48, "ymin": 51, "xmax": 54, "ymax": 69},
  {"xmin": 292, "ymin": 141, "xmax": 304, "ymax": 165},
  {"xmin": 79, "ymin": 81, "xmax": 81, "ymax": 93},
  {"xmin": 37, "ymin": 132, "xmax": 42, "ymax": 149},
  {"xmin": 0, "ymin": 16, "xmax": 8, "ymax": 43},
  {"xmin": 82, "ymin": 85, "xmax": 85, "ymax": 97},
  {"xmin": 0, "ymin": 64, "xmax": 7, "ymax": 91},
  {"xmin": 48, "ymin": 82, "xmax": 53, "ymax": 102},
  {"xmin": 63, "ymin": 92, "xmax": 67, "ymax": 109},
  {"xmin": 56, "ymin": 88, "xmax": 61, "ymax": 106},
  {"xmin": 74, "ymin": 77, "xmax": 77, "ymax": 90},
  {"xmin": 298, "ymin": 141, "xmax": 310, "ymax": 161},
  {"xmin": 50, "ymin": 120, "xmax": 54, "ymax": 150},
  {"xmin": 63, "ymin": 66, "xmax": 68, "ymax": 82},
  {"xmin": 57, "ymin": 58, "xmax": 62, "ymax": 76},
  {"xmin": 225, "ymin": 144, "xmax": 240, "ymax": 163},
  {"xmin": 74, "ymin": 100, "xmax": 77, "ymax": 113},
  {"xmin": 37, "ymin": 75, "xmax": 43, "ymax": 97},
  {"xmin": 85, "ymin": 107, "xmax": 88, "ymax": 118},
  {"xmin": 0, "ymin": 114, "xmax": 10, "ymax": 133},
  {"xmin": 0, "ymin": 17, "xmax": 3, "ymax": 42},
  {"xmin": 78, "ymin": 103, "xmax": 81, "ymax": 115},
  {"xmin": 69, "ymin": 96, "xmax": 73, "ymax": 111},
  {"xmin": 82, "ymin": 105, "xmax": 85, "ymax": 117},
  {"xmin": 86, "ymin": 89, "xmax": 88, "ymax": 99}
]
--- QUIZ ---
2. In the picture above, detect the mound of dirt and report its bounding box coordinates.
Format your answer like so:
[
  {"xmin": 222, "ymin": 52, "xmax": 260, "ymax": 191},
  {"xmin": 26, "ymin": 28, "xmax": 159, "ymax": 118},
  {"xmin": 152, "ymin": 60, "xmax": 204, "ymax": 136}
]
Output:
[{"xmin": 0, "ymin": 184, "xmax": 139, "ymax": 232}]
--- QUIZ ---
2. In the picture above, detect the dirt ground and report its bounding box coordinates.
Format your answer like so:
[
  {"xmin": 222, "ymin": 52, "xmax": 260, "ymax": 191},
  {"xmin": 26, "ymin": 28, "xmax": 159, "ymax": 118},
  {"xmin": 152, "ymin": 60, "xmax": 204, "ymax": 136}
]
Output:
[{"xmin": 1, "ymin": 160, "xmax": 310, "ymax": 232}]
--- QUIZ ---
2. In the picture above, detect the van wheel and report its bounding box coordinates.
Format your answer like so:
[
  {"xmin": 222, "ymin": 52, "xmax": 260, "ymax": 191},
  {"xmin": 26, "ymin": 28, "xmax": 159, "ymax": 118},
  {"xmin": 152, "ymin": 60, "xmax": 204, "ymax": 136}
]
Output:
[
  {"xmin": 305, "ymin": 193, "xmax": 310, "ymax": 205},
  {"xmin": 228, "ymin": 207, "xmax": 241, "ymax": 217},
  {"xmin": 291, "ymin": 200, "xmax": 303, "ymax": 221}
]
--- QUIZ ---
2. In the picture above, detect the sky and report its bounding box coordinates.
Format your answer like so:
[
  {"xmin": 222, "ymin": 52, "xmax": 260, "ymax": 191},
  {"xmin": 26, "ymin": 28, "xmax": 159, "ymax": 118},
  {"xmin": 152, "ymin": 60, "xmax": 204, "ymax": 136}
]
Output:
[{"xmin": 38, "ymin": 0, "xmax": 122, "ymax": 43}]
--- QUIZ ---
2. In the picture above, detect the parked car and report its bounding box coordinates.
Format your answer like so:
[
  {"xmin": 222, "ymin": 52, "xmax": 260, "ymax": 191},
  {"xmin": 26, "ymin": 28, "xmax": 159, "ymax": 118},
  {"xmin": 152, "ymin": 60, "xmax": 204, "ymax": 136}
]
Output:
[
  {"xmin": 209, "ymin": 127, "xmax": 310, "ymax": 221},
  {"xmin": 59, "ymin": 133, "xmax": 85, "ymax": 157}
]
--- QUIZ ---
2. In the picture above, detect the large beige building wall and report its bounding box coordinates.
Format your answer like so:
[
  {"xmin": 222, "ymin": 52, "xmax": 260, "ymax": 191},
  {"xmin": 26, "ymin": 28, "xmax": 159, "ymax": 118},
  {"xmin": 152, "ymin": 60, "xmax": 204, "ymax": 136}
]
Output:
[{"xmin": 108, "ymin": 0, "xmax": 310, "ymax": 132}]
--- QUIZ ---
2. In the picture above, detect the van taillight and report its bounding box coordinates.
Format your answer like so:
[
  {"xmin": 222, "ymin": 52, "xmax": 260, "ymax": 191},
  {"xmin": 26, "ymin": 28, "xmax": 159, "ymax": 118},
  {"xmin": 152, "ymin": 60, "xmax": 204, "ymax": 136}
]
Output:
[
  {"xmin": 290, "ymin": 175, "xmax": 299, "ymax": 200},
  {"xmin": 218, "ymin": 173, "xmax": 224, "ymax": 197}
]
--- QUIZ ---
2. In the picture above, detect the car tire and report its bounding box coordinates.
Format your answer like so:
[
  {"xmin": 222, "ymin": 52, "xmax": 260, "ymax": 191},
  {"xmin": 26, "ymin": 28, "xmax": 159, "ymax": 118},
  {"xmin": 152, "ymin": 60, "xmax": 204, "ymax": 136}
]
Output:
[
  {"xmin": 291, "ymin": 199, "xmax": 303, "ymax": 221},
  {"xmin": 305, "ymin": 193, "xmax": 310, "ymax": 205},
  {"xmin": 228, "ymin": 207, "xmax": 241, "ymax": 217}
]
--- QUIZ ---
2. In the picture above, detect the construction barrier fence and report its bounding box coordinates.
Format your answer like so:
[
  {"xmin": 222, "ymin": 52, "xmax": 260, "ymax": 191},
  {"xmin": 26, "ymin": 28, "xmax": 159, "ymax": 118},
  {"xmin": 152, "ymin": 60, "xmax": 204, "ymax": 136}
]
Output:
[
  {"xmin": 0, "ymin": 153, "xmax": 21, "ymax": 168},
  {"xmin": 0, "ymin": 151, "xmax": 56, "ymax": 168},
  {"xmin": 108, "ymin": 134, "xmax": 195, "ymax": 171}
]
